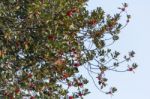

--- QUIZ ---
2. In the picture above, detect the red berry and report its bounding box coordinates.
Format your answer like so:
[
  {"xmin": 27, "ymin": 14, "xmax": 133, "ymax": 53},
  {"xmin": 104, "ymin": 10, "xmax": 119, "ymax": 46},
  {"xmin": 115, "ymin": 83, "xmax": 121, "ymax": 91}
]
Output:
[
  {"xmin": 69, "ymin": 96, "xmax": 73, "ymax": 99},
  {"xmin": 66, "ymin": 11, "xmax": 73, "ymax": 17},
  {"xmin": 48, "ymin": 35, "xmax": 56, "ymax": 40},
  {"xmin": 127, "ymin": 68, "xmax": 133, "ymax": 71},
  {"xmin": 68, "ymin": 83, "xmax": 72, "ymax": 87},
  {"xmin": 63, "ymin": 73, "xmax": 69, "ymax": 79},
  {"xmin": 88, "ymin": 19, "xmax": 97, "ymax": 25},
  {"xmin": 15, "ymin": 88, "xmax": 20, "ymax": 93},
  {"xmin": 29, "ymin": 83, "xmax": 35, "ymax": 88},
  {"xmin": 3, "ymin": 92, "xmax": 9, "ymax": 96},
  {"xmin": 71, "ymin": 48, "xmax": 76, "ymax": 52},
  {"xmin": 28, "ymin": 73, "xmax": 32, "ymax": 78},
  {"xmin": 16, "ymin": 42, "xmax": 19, "ymax": 48},
  {"xmin": 78, "ymin": 92, "xmax": 83, "ymax": 96},
  {"xmin": 7, "ymin": 93, "xmax": 14, "ymax": 99},
  {"xmin": 74, "ymin": 63, "xmax": 80, "ymax": 67},
  {"xmin": 30, "ymin": 96, "xmax": 35, "ymax": 99},
  {"xmin": 78, "ymin": 83, "xmax": 83, "ymax": 87}
]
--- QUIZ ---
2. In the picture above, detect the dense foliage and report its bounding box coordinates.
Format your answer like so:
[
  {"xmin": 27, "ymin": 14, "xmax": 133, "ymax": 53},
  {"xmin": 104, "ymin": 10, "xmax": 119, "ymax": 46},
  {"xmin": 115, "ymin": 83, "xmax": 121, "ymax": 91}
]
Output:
[{"xmin": 0, "ymin": 0, "xmax": 137, "ymax": 98}]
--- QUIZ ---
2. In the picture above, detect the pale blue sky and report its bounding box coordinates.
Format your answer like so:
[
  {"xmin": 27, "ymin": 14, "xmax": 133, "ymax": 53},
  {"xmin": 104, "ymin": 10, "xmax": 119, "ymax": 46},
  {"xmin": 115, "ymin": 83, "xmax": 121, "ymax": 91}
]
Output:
[{"xmin": 82, "ymin": 0, "xmax": 150, "ymax": 99}]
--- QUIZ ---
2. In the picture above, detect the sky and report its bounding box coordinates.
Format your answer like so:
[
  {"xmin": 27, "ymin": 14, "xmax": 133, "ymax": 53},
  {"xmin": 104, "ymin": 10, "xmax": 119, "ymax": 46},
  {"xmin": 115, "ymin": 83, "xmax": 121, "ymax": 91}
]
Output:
[{"xmin": 82, "ymin": 0, "xmax": 150, "ymax": 99}]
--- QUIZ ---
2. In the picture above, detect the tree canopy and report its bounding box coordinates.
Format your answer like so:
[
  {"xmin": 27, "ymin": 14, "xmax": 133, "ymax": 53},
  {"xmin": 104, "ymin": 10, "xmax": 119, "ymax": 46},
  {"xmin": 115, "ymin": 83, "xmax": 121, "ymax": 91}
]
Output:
[{"xmin": 0, "ymin": 0, "xmax": 137, "ymax": 98}]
